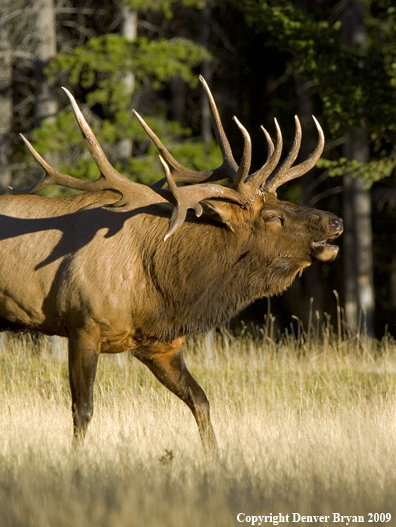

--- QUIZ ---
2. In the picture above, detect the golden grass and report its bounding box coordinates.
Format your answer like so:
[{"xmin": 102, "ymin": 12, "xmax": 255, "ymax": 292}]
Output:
[{"xmin": 1, "ymin": 329, "xmax": 396, "ymax": 526}]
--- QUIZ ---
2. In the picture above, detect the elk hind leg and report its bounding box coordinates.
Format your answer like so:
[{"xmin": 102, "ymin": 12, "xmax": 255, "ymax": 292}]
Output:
[
  {"xmin": 68, "ymin": 330, "xmax": 100, "ymax": 444},
  {"xmin": 135, "ymin": 342, "xmax": 218, "ymax": 453}
]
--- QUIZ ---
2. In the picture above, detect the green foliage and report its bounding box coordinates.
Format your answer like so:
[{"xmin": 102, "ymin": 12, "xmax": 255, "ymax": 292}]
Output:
[
  {"xmin": 317, "ymin": 154, "xmax": 396, "ymax": 187},
  {"xmin": 240, "ymin": 0, "xmax": 396, "ymax": 183},
  {"xmin": 124, "ymin": 0, "xmax": 206, "ymax": 19},
  {"xmin": 30, "ymin": 4, "xmax": 211, "ymax": 190},
  {"xmin": 46, "ymin": 34, "xmax": 209, "ymax": 111},
  {"xmin": 132, "ymin": 37, "xmax": 210, "ymax": 89}
]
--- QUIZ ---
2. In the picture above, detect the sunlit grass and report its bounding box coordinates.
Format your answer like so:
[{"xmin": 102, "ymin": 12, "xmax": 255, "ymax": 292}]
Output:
[{"xmin": 1, "ymin": 328, "xmax": 396, "ymax": 526}]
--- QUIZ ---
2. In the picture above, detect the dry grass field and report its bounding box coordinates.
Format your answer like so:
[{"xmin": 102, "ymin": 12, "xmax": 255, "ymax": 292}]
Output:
[{"xmin": 1, "ymin": 321, "xmax": 396, "ymax": 527}]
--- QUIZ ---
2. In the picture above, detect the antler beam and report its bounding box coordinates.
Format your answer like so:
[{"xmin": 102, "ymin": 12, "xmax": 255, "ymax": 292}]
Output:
[
  {"xmin": 159, "ymin": 156, "xmax": 247, "ymax": 241},
  {"xmin": 16, "ymin": 89, "xmax": 160, "ymax": 207}
]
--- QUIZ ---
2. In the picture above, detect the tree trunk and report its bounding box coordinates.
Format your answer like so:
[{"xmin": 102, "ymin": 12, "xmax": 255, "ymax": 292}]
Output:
[
  {"xmin": 343, "ymin": 173, "xmax": 358, "ymax": 328},
  {"xmin": 118, "ymin": 5, "xmax": 137, "ymax": 162},
  {"xmin": 0, "ymin": 0, "xmax": 13, "ymax": 192},
  {"xmin": 287, "ymin": 0, "xmax": 324, "ymax": 325},
  {"xmin": 391, "ymin": 254, "xmax": 396, "ymax": 308},
  {"xmin": 200, "ymin": 5, "xmax": 212, "ymax": 144},
  {"xmin": 171, "ymin": 76, "xmax": 186, "ymax": 124},
  {"xmin": 34, "ymin": 0, "xmax": 57, "ymax": 124},
  {"xmin": 342, "ymin": 1, "xmax": 375, "ymax": 335}
]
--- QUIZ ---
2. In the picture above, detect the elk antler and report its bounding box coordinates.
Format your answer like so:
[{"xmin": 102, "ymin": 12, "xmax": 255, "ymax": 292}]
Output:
[
  {"xmin": 134, "ymin": 77, "xmax": 325, "ymax": 223},
  {"xmin": 132, "ymin": 75, "xmax": 239, "ymax": 188},
  {"xmin": 16, "ymin": 81, "xmax": 324, "ymax": 242},
  {"xmin": 133, "ymin": 76, "xmax": 275, "ymax": 206},
  {"xmin": 134, "ymin": 81, "xmax": 256, "ymax": 238},
  {"xmin": 242, "ymin": 119, "xmax": 283, "ymax": 195},
  {"xmin": 14, "ymin": 89, "xmax": 160, "ymax": 207},
  {"xmin": 263, "ymin": 115, "xmax": 324, "ymax": 194},
  {"xmin": 133, "ymin": 76, "xmax": 324, "ymax": 196}
]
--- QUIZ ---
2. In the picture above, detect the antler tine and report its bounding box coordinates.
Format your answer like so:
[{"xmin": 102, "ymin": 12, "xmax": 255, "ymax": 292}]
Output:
[
  {"xmin": 231, "ymin": 117, "xmax": 252, "ymax": 195},
  {"xmin": 245, "ymin": 119, "xmax": 283, "ymax": 195},
  {"xmin": 159, "ymin": 156, "xmax": 201, "ymax": 241},
  {"xmin": 199, "ymin": 75, "xmax": 238, "ymax": 175},
  {"xmin": 134, "ymin": 76, "xmax": 239, "ymax": 188},
  {"xmin": 14, "ymin": 89, "xmax": 158, "ymax": 207},
  {"xmin": 264, "ymin": 116, "xmax": 324, "ymax": 193},
  {"xmin": 133, "ymin": 110, "xmax": 214, "ymax": 185},
  {"xmin": 261, "ymin": 125, "xmax": 275, "ymax": 162},
  {"xmin": 12, "ymin": 134, "xmax": 101, "ymax": 195},
  {"xmin": 62, "ymin": 88, "xmax": 160, "ymax": 205},
  {"xmin": 263, "ymin": 116, "xmax": 302, "ymax": 193},
  {"xmin": 62, "ymin": 88, "xmax": 129, "ymax": 198}
]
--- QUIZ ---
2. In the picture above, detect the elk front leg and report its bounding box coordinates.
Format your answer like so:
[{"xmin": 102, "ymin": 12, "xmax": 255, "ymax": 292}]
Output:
[
  {"xmin": 135, "ymin": 342, "xmax": 218, "ymax": 453},
  {"xmin": 68, "ymin": 330, "xmax": 100, "ymax": 444}
]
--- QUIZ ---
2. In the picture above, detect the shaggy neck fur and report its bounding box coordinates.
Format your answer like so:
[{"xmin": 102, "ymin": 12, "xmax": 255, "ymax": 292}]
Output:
[{"xmin": 134, "ymin": 214, "xmax": 308, "ymax": 341}]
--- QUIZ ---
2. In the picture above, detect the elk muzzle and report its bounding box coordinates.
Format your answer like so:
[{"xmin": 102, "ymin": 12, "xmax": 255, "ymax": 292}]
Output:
[{"xmin": 311, "ymin": 215, "xmax": 343, "ymax": 262}]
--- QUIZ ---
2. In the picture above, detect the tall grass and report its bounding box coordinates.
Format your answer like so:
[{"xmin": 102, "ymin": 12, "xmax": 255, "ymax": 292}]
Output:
[{"xmin": 1, "ymin": 326, "xmax": 396, "ymax": 527}]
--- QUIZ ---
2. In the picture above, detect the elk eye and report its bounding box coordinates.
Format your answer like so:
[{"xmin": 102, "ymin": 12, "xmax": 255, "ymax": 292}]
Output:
[{"xmin": 263, "ymin": 213, "xmax": 283, "ymax": 225}]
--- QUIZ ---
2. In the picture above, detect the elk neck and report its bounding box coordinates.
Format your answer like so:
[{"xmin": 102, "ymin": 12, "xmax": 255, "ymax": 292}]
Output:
[{"xmin": 132, "ymin": 208, "xmax": 301, "ymax": 341}]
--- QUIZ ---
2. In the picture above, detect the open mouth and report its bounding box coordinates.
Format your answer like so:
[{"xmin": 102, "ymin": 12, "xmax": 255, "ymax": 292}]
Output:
[
  {"xmin": 311, "ymin": 235, "xmax": 340, "ymax": 261},
  {"xmin": 312, "ymin": 235, "xmax": 339, "ymax": 249}
]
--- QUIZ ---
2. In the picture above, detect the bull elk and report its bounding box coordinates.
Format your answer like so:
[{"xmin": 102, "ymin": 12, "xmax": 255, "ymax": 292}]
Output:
[{"xmin": 2, "ymin": 77, "xmax": 342, "ymax": 451}]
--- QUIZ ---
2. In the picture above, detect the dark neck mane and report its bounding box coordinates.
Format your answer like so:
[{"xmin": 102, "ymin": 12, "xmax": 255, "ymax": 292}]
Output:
[{"xmin": 137, "ymin": 217, "xmax": 300, "ymax": 341}]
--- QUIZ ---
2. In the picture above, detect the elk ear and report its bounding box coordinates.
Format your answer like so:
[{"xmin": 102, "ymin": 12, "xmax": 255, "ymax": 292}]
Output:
[{"xmin": 200, "ymin": 200, "xmax": 240, "ymax": 232}]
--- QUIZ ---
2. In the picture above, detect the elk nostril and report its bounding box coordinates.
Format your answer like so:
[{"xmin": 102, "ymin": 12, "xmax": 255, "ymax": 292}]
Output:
[{"xmin": 329, "ymin": 218, "xmax": 343, "ymax": 232}]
